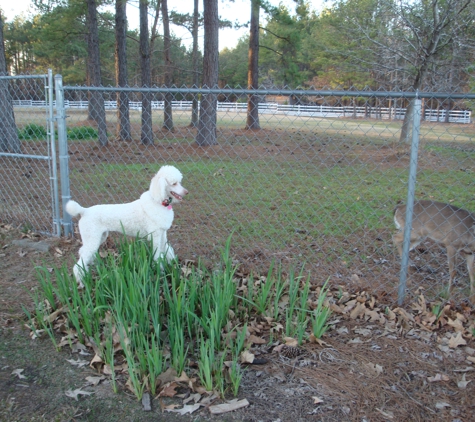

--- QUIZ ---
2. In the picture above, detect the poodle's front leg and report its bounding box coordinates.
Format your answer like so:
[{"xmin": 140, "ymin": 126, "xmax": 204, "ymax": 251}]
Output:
[
  {"xmin": 165, "ymin": 242, "xmax": 176, "ymax": 262},
  {"xmin": 73, "ymin": 261, "xmax": 87, "ymax": 288},
  {"xmin": 150, "ymin": 231, "xmax": 175, "ymax": 263},
  {"xmin": 149, "ymin": 231, "xmax": 166, "ymax": 262},
  {"xmin": 162, "ymin": 231, "xmax": 176, "ymax": 262}
]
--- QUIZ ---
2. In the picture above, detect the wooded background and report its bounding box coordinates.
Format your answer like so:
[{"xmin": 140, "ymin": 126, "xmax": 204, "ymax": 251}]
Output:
[{"xmin": 2, "ymin": 0, "xmax": 474, "ymax": 92}]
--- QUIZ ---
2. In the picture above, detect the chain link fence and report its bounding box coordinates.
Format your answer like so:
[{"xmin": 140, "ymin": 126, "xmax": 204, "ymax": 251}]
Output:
[
  {"xmin": 0, "ymin": 71, "xmax": 61, "ymax": 235},
  {"xmin": 1, "ymin": 73, "xmax": 475, "ymax": 306}
]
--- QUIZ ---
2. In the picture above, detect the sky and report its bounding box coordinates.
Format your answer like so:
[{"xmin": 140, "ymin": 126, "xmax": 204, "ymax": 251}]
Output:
[{"xmin": 2, "ymin": 0, "xmax": 327, "ymax": 51}]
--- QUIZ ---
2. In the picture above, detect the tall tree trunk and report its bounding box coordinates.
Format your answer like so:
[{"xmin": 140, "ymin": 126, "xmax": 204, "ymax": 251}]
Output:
[
  {"xmin": 86, "ymin": 0, "xmax": 108, "ymax": 146},
  {"xmin": 115, "ymin": 0, "xmax": 131, "ymax": 141},
  {"xmin": 246, "ymin": 0, "xmax": 260, "ymax": 130},
  {"xmin": 190, "ymin": 0, "xmax": 199, "ymax": 128},
  {"xmin": 444, "ymin": 50, "xmax": 457, "ymax": 124},
  {"xmin": 399, "ymin": 68, "xmax": 424, "ymax": 143},
  {"xmin": 140, "ymin": 0, "xmax": 153, "ymax": 145},
  {"xmin": 0, "ymin": 13, "xmax": 21, "ymax": 153},
  {"xmin": 162, "ymin": 0, "xmax": 174, "ymax": 131},
  {"xmin": 196, "ymin": 0, "xmax": 219, "ymax": 146},
  {"xmin": 150, "ymin": 1, "xmax": 161, "ymax": 68}
]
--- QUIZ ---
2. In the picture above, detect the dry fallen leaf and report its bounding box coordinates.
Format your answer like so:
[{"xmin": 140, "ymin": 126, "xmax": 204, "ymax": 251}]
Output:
[
  {"xmin": 283, "ymin": 337, "xmax": 298, "ymax": 347},
  {"xmin": 354, "ymin": 328, "xmax": 372, "ymax": 337},
  {"xmin": 465, "ymin": 347, "xmax": 475, "ymax": 356},
  {"xmin": 157, "ymin": 367, "xmax": 178, "ymax": 385},
  {"xmin": 183, "ymin": 393, "xmax": 202, "ymax": 404},
  {"xmin": 394, "ymin": 307, "xmax": 414, "ymax": 322},
  {"xmin": 447, "ymin": 317, "xmax": 464, "ymax": 332},
  {"xmin": 66, "ymin": 358, "xmax": 89, "ymax": 368},
  {"xmin": 364, "ymin": 362, "xmax": 383, "ymax": 377},
  {"xmin": 89, "ymin": 353, "xmax": 104, "ymax": 370},
  {"xmin": 85, "ymin": 375, "xmax": 105, "ymax": 386},
  {"xmin": 457, "ymin": 373, "xmax": 471, "ymax": 389},
  {"xmin": 336, "ymin": 327, "xmax": 349, "ymax": 335},
  {"xmin": 11, "ymin": 369, "xmax": 26, "ymax": 379},
  {"xmin": 30, "ymin": 329, "xmax": 45, "ymax": 340},
  {"xmin": 428, "ymin": 373, "xmax": 449, "ymax": 382},
  {"xmin": 270, "ymin": 322, "xmax": 284, "ymax": 333},
  {"xmin": 65, "ymin": 388, "xmax": 94, "ymax": 401},
  {"xmin": 308, "ymin": 334, "xmax": 330, "ymax": 346},
  {"xmin": 209, "ymin": 399, "xmax": 250, "ymax": 414},
  {"xmin": 448, "ymin": 332, "xmax": 467, "ymax": 348},
  {"xmin": 175, "ymin": 371, "xmax": 191, "ymax": 383},
  {"xmin": 240, "ymin": 350, "xmax": 255, "ymax": 364},
  {"xmin": 248, "ymin": 334, "xmax": 266, "ymax": 345},
  {"xmin": 43, "ymin": 306, "xmax": 65, "ymax": 324},
  {"xmin": 365, "ymin": 309, "xmax": 385, "ymax": 323},
  {"xmin": 386, "ymin": 308, "xmax": 396, "ymax": 320},
  {"xmin": 70, "ymin": 342, "xmax": 89, "ymax": 355},
  {"xmin": 312, "ymin": 396, "xmax": 324, "ymax": 404},
  {"xmin": 158, "ymin": 382, "xmax": 179, "ymax": 398},
  {"xmin": 165, "ymin": 404, "xmax": 200, "ymax": 415},
  {"xmin": 349, "ymin": 302, "xmax": 366, "ymax": 320},
  {"xmin": 435, "ymin": 401, "xmax": 451, "ymax": 409}
]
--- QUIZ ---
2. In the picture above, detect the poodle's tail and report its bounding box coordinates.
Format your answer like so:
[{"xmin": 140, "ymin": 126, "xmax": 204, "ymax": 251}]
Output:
[{"xmin": 65, "ymin": 200, "xmax": 86, "ymax": 218}]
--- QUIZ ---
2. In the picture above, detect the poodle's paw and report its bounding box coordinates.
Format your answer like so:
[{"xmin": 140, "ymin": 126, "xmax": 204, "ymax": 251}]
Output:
[
  {"xmin": 73, "ymin": 264, "xmax": 87, "ymax": 287},
  {"xmin": 165, "ymin": 245, "xmax": 176, "ymax": 262}
]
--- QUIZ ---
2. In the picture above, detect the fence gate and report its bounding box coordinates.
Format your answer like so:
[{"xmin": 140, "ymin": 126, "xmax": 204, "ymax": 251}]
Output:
[{"xmin": 0, "ymin": 70, "xmax": 61, "ymax": 236}]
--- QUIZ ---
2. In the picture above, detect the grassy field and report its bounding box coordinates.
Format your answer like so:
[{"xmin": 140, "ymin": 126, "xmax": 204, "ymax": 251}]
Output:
[{"xmin": 13, "ymin": 106, "xmax": 475, "ymax": 143}]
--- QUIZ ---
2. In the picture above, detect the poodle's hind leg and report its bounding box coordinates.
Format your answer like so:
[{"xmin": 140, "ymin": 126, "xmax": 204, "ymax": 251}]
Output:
[{"xmin": 73, "ymin": 230, "xmax": 106, "ymax": 286}]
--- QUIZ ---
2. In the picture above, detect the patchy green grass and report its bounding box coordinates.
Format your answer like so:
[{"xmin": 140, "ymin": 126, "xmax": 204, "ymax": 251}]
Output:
[{"xmin": 68, "ymin": 158, "xmax": 474, "ymax": 246}]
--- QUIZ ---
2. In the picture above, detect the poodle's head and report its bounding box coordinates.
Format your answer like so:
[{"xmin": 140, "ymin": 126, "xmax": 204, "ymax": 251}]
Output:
[{"xmin": 149, "ymin": 165, "xmax": 188, "ymax": 205}]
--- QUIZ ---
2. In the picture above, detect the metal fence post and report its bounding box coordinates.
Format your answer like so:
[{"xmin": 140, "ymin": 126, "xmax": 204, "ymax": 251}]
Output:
[
  {"xmin": 47, "ymin": 69, "xmax": 61, "ymax": 236},
  {"xmin": 54, "ymin": 74, "xmax": 72, "ymax": 236},
  {"xmin": 398, "ymin": 96, "xmax": 422, "ymax": 305}
]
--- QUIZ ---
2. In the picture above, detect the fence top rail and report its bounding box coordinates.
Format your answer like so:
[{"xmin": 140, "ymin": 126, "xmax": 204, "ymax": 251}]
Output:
[
  {"xmin": 0, "ymin": 74, "xmax": 48, "ymax": 80},
  {"xmin": 61, "ymin": 85, "xmax": 475, "ymax": 100}
]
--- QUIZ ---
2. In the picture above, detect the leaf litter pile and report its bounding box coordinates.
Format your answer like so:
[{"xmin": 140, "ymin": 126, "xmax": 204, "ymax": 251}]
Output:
[{"xmin": 1, "ymin": 225, "xmax": 475, "ymax": 421}]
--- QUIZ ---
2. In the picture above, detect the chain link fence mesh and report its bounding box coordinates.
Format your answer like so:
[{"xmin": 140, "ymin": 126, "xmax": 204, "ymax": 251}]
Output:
[
  {"xmin": 0, "ymin": 74, "xmax": 59, "ymax": 235},
  {"xmin": 1, "ymin": 78, "xmax": 474, "ymax": 306}
]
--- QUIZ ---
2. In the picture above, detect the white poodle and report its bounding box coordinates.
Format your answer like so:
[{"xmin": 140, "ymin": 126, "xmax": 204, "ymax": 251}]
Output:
[{"xmin": 65, "ymin": 165, "xmax": 188, "ymax": 285}]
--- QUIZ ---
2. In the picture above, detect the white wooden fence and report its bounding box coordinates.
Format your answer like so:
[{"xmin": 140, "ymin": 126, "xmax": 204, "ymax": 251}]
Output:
[{"xmin": 12, "ymin": 100, "xmax": 472, "ymax": 124}]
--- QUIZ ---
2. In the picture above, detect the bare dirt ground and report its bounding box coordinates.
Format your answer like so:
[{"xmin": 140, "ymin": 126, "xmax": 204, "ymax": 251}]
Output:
[{"xmin": 1, "ymin": 224, "xmax": 475, "ymax": 422}]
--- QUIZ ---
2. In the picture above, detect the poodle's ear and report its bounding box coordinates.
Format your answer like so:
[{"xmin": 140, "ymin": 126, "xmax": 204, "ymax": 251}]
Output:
[{"xmin": 149, "ymin": 173, "xmax": 168, "ymax": 202}]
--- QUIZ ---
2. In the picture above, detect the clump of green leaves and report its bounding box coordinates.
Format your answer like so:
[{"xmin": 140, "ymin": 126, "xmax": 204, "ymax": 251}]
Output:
[
  {"xmin": 67, "ymin": 126, "xmax": 99, "ymax": 140},
  {"xmin": 311, "ymin": 278, "xmax": 332, "ymax": 339},
  {"xmin": 29, "ymin": 235, "xmax": 333, "ymax": 400},
  {"xmin": 18, "ymin": 124, "xmax": 47, "ymax": 140},
  {"xmin": 30, "ymin": 235, "xmax": 245, "ymax": 399}
]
